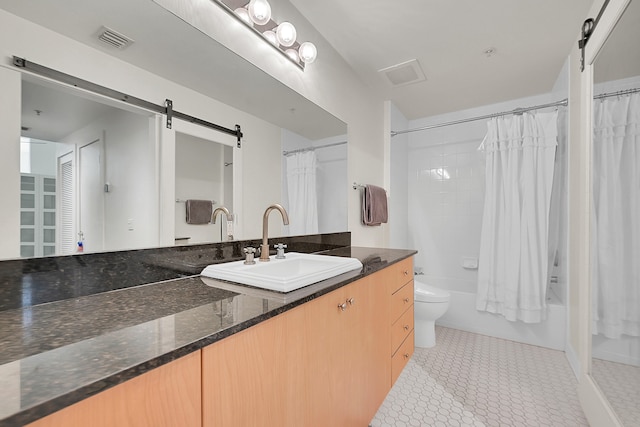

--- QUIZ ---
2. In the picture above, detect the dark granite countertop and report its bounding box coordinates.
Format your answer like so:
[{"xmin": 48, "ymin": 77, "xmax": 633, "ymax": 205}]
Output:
[{"xmin": 0, "ymin": 246, "xmax": 415, "ymax": 426}]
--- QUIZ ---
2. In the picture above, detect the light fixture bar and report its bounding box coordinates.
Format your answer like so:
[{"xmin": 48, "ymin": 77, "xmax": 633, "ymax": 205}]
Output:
[{"xmin": 211, "ymin": 0, "xmax": 313, "ymax": 70}]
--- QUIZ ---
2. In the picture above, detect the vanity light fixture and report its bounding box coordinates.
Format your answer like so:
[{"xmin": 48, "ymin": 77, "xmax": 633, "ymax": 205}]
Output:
[{"xmin": 212, "ymin": 0, "xmax": 317, "ymax": 69}]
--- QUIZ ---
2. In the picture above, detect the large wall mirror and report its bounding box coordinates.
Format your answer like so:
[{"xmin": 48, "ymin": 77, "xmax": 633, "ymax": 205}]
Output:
[
  {"xmin": 590, "ymin": 0, "xmax": 640, "ymax": 424},
  {"xmin": 0, "ymin": 0, "xmax": 347, "ymax": 259}
]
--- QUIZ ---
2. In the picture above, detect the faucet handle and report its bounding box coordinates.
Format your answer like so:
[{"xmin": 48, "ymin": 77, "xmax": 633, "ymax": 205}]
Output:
[
  {"xmin": 243, "ymin": 246, "xmax": 256, "ymax": 265},
  {"xmin": 274, "ymin": 243, "xmax": 287, "ymax": 259}
]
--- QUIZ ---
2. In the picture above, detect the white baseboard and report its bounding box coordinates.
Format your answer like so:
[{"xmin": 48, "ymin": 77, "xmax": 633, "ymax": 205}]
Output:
[{"xmin": 565, "ymin": 342, "xmax": 581, "ymax": 379}]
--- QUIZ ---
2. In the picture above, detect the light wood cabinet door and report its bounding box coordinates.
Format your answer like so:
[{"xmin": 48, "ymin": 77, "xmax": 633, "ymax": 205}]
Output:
[
  {"xmin": 343, "ymin": 274, "xmax": 390, "ymax": 424},
  {"xmin": 294, "ymin": 285, "xmax": 349, "ymax": 426},
  {"xmin": 27, "ymin": 351, "xmax": 201, "ymax": 427},
  {"xmin": 296, "ymin": 275, "xmax": 389, "ymax": 426},
  {"xmin": 202, "ymin": 313, "xmax": 290, "ymax": 427}
]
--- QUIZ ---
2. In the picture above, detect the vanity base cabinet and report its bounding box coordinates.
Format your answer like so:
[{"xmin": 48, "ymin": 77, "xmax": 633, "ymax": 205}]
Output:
[
  {"xmin": 386, "ymin": 257, "xmax": 415, "ymax": 386},
  {"xmin": 26, "ymin": 351, "xmax": 201, "ymax": 427},
  {"xmin": 202, "ymin": 312, "xmax": 292, "ymax": 427},
  {"xmin": 24, "ymin": 258, "xmax": 414, "ymax": 427},
  {"xmin": 296, "ymin": 273, "xmax": 390, "ymax": 427},
  {"xmin": 202, "ymin": 267, "xmax": 396, "ymax": 427}
]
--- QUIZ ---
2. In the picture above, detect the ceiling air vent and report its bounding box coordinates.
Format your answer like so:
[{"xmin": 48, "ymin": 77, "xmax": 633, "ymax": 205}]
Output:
[
  {"xmin": 97, "ymin": 26, "xmax": 134, "ymax": 49},
  {"xmin": 378, "ymin": 59, "xmax": 426, "ymax": 87}
]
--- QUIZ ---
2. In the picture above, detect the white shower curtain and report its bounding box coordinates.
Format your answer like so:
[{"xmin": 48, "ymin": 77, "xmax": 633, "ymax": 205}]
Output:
[
  {"xmin": 592, "ymin": 92, "xmax": 640, "ymax": 339},
  {"xmin": 476, "ymin": 111, "xmax": 558, "ymax": 323},
  {"xmin": 286, "ymin": 151, "xmax": 318, "ymax": 235}
]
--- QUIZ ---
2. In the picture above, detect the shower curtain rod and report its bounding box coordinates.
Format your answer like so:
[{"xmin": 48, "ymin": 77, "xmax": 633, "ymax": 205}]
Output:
[
  {"xmin": 594, "ymin": 87, "xmax": 640, "ymax": 100},
  {"xmin": 391, "ymin": 99, "xmax": 568, "ymax": 137},
  {"xmin": 283, "ymin": 141, "xmax": 347, "ymax": 156},
  {"xmin": 392, "ymin": 87, "xmax": 640, "ymax": 137}
]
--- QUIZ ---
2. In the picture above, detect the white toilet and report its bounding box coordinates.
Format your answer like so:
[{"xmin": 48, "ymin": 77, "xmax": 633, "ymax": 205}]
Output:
[{"xmin": 414, "ymin": 279, "xmax": 451, "ymax": 348}]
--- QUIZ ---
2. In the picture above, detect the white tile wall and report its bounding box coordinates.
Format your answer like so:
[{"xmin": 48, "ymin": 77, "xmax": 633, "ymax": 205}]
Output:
[{"xmin": 407, "ymin": 137, "xmax": 485, "ymax": 294}]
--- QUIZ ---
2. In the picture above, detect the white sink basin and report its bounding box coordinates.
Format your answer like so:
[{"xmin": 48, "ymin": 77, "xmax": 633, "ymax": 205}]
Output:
[{"xmin": 200, "ymin": 252, "xmax": 363, "ymax": 292}]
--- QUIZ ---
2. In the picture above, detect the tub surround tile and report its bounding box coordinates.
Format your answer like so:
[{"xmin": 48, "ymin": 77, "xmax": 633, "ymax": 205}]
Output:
[{"xmin": 0, "ymin": 240, "xmax": 415, "ymax": 426}]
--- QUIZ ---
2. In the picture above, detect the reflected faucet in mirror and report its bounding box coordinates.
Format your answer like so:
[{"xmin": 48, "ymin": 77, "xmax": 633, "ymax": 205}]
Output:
[
  {"xmin": 260, "ymin": 204, "xmax": 290, "ymax": 262},
  {"xmin": 212, "ymin": 206, "xmax": 233, "ymax": 241}
]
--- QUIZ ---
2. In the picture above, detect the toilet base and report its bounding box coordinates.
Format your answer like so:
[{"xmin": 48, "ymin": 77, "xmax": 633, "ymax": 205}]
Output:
[{"xmin": 414, "ymin": 319, "xmax": 436, "ymax": 348}]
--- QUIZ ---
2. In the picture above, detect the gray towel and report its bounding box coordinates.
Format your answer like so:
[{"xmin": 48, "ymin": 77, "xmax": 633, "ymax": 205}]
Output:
[
  {"xmin": 185, "ymin": 199, "xmax": 212, "ymax": 224},
  {"xmin": 362, "ymin": 185, "xmax": 388, "ymax": 226}
]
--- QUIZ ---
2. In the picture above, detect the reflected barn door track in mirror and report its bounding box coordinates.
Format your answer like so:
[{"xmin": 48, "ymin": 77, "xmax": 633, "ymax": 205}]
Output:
[{"xmin": 590, "ymin": 0, "xmax": 640, "ymax": 425}]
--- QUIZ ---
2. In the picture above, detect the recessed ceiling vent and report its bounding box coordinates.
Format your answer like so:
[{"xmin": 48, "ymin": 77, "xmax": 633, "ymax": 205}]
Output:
[
  {"xmin": 97, "ymin": 26, "xmax": 134, "ymax": 49},
  {"xmin": 378, "ymin": 59, "xmax": 426, "ymax": 87}
]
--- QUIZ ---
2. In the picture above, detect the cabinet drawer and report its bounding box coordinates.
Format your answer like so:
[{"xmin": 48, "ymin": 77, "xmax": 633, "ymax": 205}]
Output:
[
  {"xmin": 387, "ymin": 258, "xmax": 413, "ymax": 294},
  {"xmin": 391, "ymin": 330, "xmax": 414, "ymax": 385},
  {"xmin": 391, "ymin": 280, "xmax": 413, "ymax": 322},
  {"xmin": 391, "ymin": 304, "xmax": 414, "ymax": 355}
]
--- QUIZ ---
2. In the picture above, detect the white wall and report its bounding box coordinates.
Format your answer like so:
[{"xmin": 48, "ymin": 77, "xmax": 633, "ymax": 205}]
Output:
[
  {"xmin": 154, "ymin": 0, "xmax": 389, "ymax": 247},
  {"xmin": 314, "ymin": 136, "xmax": 348, "ymax": 234},
  {"xmin": 389, "ymin": 103, "xmax": 409, "ymax": 249}
]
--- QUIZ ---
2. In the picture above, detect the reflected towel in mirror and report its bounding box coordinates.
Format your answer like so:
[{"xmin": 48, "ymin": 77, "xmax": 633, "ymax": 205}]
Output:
[{"xmin": 186, "ymin": 199, "xmax": 213, "ymax": 224}]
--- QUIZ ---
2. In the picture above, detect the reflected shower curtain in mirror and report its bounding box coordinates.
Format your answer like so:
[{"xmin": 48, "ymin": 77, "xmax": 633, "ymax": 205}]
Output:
[
  {"xmin": 286, "ymin": 151, "xmax": 318, "ymax": 235},
  {"xmin": 592, "ymin": 92, "xmax": 640, "ymax": 339},
  {"xmin": 476, "ymin": 111, "xmax": 558, "ymax": 323}
]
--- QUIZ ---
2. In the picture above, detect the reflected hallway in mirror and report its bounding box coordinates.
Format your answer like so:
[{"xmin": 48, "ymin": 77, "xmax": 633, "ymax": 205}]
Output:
[{"xmin": 19, "ymin": 76, "xmax": 160, "ymax": 257}]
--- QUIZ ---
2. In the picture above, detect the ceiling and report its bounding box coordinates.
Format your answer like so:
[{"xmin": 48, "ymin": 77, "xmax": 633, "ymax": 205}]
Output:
[
  {"xmin": 290, "ymin": 0, "xmax": 594, "ymax": 119},
  {"xmin": 2, "ymin": 0, "xmax": 595, "ymax": 127}
]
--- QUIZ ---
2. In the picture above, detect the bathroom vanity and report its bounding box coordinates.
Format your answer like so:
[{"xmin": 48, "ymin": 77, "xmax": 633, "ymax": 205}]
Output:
[{"xmin": 0, "ymin": 237, "xmax": 415, "ymax": 427}]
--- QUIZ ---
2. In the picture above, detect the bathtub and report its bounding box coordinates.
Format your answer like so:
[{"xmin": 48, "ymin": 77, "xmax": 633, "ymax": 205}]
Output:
[{"xmin": 435, "ymin": 288, "xmax": 566, "ymax": 350}]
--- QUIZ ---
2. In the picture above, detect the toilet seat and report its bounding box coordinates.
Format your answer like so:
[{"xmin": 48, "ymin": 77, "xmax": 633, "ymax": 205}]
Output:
[{"xmin": 414, "ymin": 280, "xmax": 450, "ymax": 303}]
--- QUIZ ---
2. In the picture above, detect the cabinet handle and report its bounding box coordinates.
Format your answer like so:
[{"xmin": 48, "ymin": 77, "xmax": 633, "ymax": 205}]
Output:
[
  {"xmin": 403, "ymin": 270, "xmax": 409, "ymax": 276},
  {"xmin": 403, "ymin": 353, "xmax": 410, "ymax": 359},
  {"xmin": 403, "ymin": 325, "xmax": 410, "ymax": 331},
  {"xmin": 338, "ymin": 302, "xmax": 347, "ymax": 311},
  {"xmin": 347, "ymin": 297, "xmax": 355, "ymax": 306},
  {"xmin": 403, "ymin": 297, "xmax": 410, "ymax": 303}
]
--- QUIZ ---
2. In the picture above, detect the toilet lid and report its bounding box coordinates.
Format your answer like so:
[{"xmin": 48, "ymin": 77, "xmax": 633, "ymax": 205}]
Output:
[{"xmin": 414, "ymin": 281, "xmax": 450, "ymax": 303}]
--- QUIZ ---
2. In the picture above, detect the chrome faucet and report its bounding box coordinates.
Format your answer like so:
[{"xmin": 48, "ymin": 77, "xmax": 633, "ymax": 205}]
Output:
[
  {"xmin": 260, "ymin": 204, "xmax": 290, "ymax": 262},
  {"xmin": 212, "ymin": 206, "xmax": 233, "ymax": 240}
]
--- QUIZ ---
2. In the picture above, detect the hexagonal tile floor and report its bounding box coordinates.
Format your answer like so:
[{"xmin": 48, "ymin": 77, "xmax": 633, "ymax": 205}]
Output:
[{"xmin": 371, "ymin": 326, "xmax": 588, "ymax": 427}]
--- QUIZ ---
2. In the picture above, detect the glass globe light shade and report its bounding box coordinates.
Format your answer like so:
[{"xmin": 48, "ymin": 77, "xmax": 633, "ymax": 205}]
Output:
[
  {"xmin": 248, "ymin": 0, "xmax": 271, "ymax": 26},
  {"xmin": 298, "ymin": 42, "xmax": 317, "ymax": 64},
  {"xmin": 263, "ymin": 30, "xmax": 278, "ymax": 46},
  {"xmin": 234, "ymin": 8, "xmax": 253, "ymax": 26},
  {"xmin": 276, "ymin": 22, "xmax": 297, "ymax": 47},
  {"xmin": 285, "ymin": 48, "xmax": 299, "ymax": 62}
]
